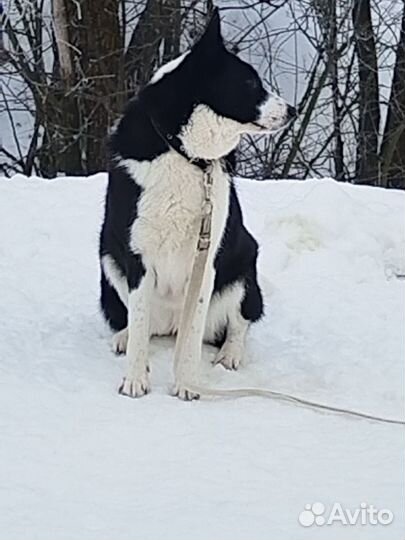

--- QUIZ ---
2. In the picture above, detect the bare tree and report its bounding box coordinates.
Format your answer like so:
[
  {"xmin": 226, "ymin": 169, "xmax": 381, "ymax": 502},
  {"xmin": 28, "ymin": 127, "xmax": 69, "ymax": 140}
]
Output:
[{"xmin": 352, "ymin": 0, "xmax": 380, "ymax": 184}]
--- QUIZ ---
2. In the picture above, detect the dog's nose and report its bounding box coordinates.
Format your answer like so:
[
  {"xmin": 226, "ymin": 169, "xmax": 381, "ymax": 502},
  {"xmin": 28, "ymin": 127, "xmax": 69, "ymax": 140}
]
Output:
[{"xmin": 287, "ymin": 104, "xmax": 297, "ymax": 119}]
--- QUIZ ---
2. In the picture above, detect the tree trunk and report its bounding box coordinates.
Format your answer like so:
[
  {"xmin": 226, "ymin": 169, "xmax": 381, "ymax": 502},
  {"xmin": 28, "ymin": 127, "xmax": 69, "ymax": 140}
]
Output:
[
  {"xmin": 380, "ymin": 1, "xmax": 405, "ymax": 189},
  {"xmin": 329, "ymin": 1, "xmax": 345, "ymax": 181},
  {"xmin": 77, "ymin": 0, "xmax": 125, "ymax": 173},
  {"xmin": 352, "ymin": 0, "xmax": 380, "ymax": 185},
  {"xmin": 52, "ymin": 0, "xmax": 73, "ymax": 82},
  {"xmin": 41, "ymin": 0, "xmax": 124, "ymax": 176}
]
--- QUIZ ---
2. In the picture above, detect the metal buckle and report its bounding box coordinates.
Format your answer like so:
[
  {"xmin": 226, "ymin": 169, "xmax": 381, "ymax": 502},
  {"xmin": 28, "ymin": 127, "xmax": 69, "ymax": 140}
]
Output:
[
  {"xmin": 197, "ymin": 235, "xmax": 211, "ymax": 251},
  {"xmin": 197, "ymin": 164, "xmax": 214, "ymax": 251}
]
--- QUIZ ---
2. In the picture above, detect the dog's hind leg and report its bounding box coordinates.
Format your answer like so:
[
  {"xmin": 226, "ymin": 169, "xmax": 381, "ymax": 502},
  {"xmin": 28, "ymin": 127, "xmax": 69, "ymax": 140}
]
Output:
[
  {"xmin": 112, "ymin": 327, "xmax": 128, "ymax": 354},
  {"xmin": 214, "ymin": 308, "xmax": 249, "ymax": 370},
  {"xmin": 207, "ymin": 282, "xmax": 249, "ymax": 371},
  {"xmin": 209, "ymin": 278, "xmax": 262, "ymax": 370}
]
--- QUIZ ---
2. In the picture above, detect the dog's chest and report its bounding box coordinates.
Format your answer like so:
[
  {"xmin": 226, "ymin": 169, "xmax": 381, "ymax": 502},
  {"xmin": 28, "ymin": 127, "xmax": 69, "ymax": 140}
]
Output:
[
  {"xmin": 135, "ymin": 168, "xmax": 201, "ymax": 253},
  {"xmin": 130, "ymin": 154, "xmax": 229, "ymax": 254},
  {"xmin": 127, "ymin": 153, "xmax": 229, "ymax": 297}
]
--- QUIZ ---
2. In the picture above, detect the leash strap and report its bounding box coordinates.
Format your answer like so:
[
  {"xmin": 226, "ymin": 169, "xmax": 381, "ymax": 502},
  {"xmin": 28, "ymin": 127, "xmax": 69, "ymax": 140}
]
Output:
[
  {"xmin": 184, "ymin": 384, "xmax": 405, "ymax": 426},
  {"xmin": 174, "ymin": 165, "xmax": 214, "ymax": 373}
]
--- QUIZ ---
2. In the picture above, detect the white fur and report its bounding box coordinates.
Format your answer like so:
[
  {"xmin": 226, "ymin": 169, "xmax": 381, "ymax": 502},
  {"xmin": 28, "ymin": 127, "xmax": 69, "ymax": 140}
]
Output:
[
  {"xmin": 180, "ymin": 105, "xmax": 243, "ymax": 160},
  {"xmin": 178, "ymin": 96, "xmax": 289, "ymax": 161},
  {"xmin": 122, "ymin": 151, "xmax": 229, "ymax": 268},
  {"xmin": 150, "ymin": 52, "xmax": 189, "ymax": 84}
]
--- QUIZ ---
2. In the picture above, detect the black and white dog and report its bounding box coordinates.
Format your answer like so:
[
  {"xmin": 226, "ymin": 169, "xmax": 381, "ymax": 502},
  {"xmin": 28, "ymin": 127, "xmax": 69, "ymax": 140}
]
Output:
[{"xmin": 99, "ymin": 8, "xmax": 295, "ymax": 400}]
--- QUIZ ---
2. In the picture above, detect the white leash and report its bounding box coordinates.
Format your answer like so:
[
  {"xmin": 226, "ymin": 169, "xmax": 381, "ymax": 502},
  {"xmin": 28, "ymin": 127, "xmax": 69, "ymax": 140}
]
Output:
[
  {"xmin": 174, "ymin": 164, "xmax": 214, "ymax": 372},
  {"xmin": 175, "ymin": 163, "xmax": 405, "ymax": 427},
  {"xmin": 186, "ymin": 384, "xmax": 405, "ymax": 426}
]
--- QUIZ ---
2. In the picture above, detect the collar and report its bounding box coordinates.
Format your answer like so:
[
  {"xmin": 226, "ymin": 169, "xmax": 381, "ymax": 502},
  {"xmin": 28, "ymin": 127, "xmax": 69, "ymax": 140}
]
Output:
[{"xmin": 150, "ymin": 116, "xmax": 213, "ymax": 173}]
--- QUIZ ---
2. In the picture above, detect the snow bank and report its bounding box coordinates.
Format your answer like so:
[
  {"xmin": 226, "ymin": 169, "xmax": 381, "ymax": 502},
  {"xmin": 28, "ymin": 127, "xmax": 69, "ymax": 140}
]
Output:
[{"xmin": 0, "ymin": 174, "xmax": 404, "ymax": 540}]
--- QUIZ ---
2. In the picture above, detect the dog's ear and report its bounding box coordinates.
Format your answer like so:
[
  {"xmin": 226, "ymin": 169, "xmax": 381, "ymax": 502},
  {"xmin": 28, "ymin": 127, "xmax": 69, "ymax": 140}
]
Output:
[
  {"xmin": 203, "ymin": 7, "xmax": 222, "ymax": 44},
  {"xmin": 193, "ymin": 7, "xmax": 224, "ymax": 56}
]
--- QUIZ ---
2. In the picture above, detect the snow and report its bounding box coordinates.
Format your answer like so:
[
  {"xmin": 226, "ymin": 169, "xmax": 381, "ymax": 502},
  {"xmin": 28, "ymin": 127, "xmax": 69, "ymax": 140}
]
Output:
[{"xmin": 0, "ymin": 174, "xmax": 404, "ymax": 540}]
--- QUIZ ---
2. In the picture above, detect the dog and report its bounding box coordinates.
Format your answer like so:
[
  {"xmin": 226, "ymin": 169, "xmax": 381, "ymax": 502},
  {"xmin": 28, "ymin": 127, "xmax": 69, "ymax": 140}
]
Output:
[{"xmin": 99, "ymin": 8, "xmax": 295, "ymax": 400}]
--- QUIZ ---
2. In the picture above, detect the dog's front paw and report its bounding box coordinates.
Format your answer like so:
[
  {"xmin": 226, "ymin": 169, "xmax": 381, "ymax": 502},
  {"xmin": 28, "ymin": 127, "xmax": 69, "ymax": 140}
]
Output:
[
  {"xmin": 118, "ymin": 373, "xmax": 150, "ymax": 398},
  {"xmin": 112, "ymin": 328, "xmax": 128, "ymax": 355},
  {"xmin": 214, "ymin": 341, "xmax": 243, "ymax": 371},
  {"xmin": 172, "ymin": 383, "xmax": 200, "ymax": 401}
]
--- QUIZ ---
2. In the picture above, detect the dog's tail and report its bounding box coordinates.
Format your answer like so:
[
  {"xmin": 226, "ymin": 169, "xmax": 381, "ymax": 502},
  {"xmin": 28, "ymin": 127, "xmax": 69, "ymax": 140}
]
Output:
[{"xmin": 100, "ymin": 268, "xmax": 128, "ymax": 331}]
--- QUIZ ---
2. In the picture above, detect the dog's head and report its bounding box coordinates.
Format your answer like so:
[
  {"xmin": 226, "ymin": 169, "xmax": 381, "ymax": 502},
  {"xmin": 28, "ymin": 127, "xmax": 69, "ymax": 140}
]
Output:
[{"xmin": 144, "ymin": 8, "xmax": 295, "ymax": 160}]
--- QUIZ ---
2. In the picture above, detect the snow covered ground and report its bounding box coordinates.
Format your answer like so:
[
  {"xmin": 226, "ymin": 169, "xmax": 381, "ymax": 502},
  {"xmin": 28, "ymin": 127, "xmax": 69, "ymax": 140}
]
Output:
[{"xmin": 0, "ymin": 174, "xmax": 404, "ymax": 540}]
